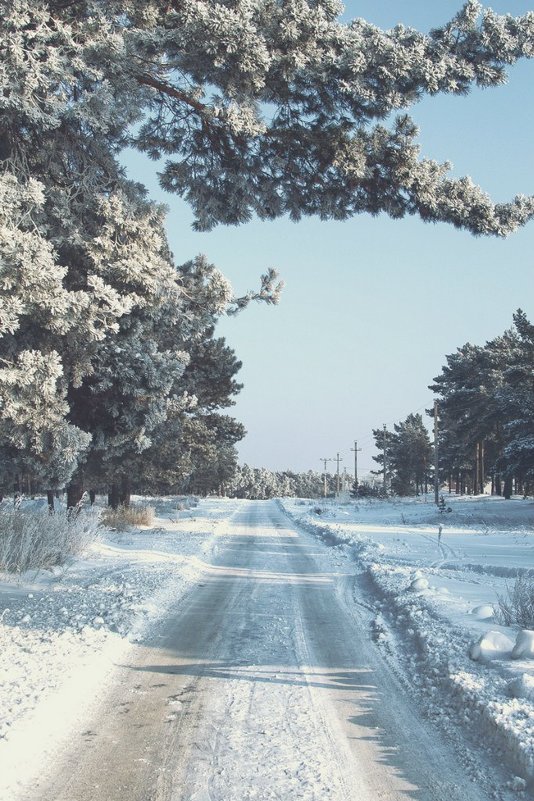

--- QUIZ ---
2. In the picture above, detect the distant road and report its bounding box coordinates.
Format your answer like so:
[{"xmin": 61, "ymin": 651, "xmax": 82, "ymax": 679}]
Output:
[{"xmin": 27, "ymin": 500, "xmax": 489, "ymax": 801}]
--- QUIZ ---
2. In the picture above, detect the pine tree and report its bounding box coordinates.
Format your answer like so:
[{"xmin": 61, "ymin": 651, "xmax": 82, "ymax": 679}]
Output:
[
  {"xmin": 430, "ymin": 311, "xmax": 534, "ymax": 496},
  {"xmin": 3, "ymin": 0, "xmax": 534, "ymax": 496}
]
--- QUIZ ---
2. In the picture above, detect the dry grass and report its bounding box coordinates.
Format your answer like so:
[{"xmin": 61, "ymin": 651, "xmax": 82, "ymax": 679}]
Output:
[
  {"xmin": 0, "ymin": 507, "xmax": 99, "ymax": 574},
  {"xmin": 495, "ymin": 574, "xmax": 534, "ymax": 629},
  {"xmin": 101, "ymin": 504, "xmax": 155, "ymax": 530}
]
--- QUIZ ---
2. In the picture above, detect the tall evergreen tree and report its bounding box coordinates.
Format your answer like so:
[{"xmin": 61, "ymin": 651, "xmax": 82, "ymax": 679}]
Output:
[
  {"xmin": 3, "ymin": 1, "xmax": 534, "ymax": 497},
  {"xmin": 430, "ymin": 311, "xmax": 534, "ymax": 497},
  {"xmin": 372, "ymin": 416, "xmax": 432, "ymax": 496}
]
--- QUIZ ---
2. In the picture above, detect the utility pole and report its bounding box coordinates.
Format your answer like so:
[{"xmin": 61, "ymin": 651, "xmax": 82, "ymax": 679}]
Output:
[
  {"xmin": 382, "ymin": 425, "xmax": 388, "ymax": 494},
  {"xmin": 350, "ymin": 440, "xmax": 362, "ymax": 490},
  {"xmin": 434, "ymin": 400, "xmax": 440, "ymax": 505},
  {"xmin": 320, "ymin": 458, "xmax": 333, "ymax": 498},
  {"xmin": 335, "ymin": 452, "xmax": 343, "ymax": 496}
]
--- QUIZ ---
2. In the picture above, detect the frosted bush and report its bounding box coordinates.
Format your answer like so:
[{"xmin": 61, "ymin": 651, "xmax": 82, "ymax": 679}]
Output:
[
  {"xmin": 0, "ymin": 507, "xmax": 99, "ymax": 574},
  {"xmin": 495, "ymin": 575, "xmax": 534, "ymax": 629}
]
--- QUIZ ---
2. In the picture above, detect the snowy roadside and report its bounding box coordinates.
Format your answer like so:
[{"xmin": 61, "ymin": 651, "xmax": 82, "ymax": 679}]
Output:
[
  {"xmin": 279, "ymin": 495, "xmax": 534, "ymax": 792},
  {"xmin": 0, "ymin": 496, "xmax": 240, "ymax": 801}
]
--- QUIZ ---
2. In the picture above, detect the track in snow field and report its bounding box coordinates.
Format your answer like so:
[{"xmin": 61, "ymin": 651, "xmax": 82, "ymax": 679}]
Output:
[{"xmin": 23, "ymin": 501, "xmax": 491, "ymax": 801}]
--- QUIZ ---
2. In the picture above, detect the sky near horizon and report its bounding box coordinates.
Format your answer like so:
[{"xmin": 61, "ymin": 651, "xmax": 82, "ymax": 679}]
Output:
[{"xmin": 120, "ymin": 0, "xmax": 534, "ymax": 477}]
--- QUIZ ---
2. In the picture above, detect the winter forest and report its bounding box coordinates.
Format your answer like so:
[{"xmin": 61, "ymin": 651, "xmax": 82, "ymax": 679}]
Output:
[
  {"xmin": 2, "ymin": 0, "xmax": 534, "ymax": 507},
  {"xmin": 4, "ymin": 3, "xmax": 534, "ymax": 799}
]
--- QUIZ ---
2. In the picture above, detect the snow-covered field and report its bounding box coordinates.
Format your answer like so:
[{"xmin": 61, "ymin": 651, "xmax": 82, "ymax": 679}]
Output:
[
  {"xmin": 280, "ymin": 494, "xmax": 534, "ymax": 791},
  {"xmin": 0, "ymin": 496, "xmax": 241, "ymax": 801},
  {"xmin": 2, "ymin": 493, "xmax": 534, "ymax": 799}
]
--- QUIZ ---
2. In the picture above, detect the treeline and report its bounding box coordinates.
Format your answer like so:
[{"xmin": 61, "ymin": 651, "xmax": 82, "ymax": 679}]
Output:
[
  {"xmin": 431, "ymin": 310, "xmax": 534, "ymax": 497},
  {"xmin": 373, "ymin": 310, "xmax": 534, "ymax": 498},
  {"xmin": 1, "ymin": 213, "xmax": 280, "ymax": 509},
  {"xmin": 224, "ymin": 466, "xmax": 327, "ymax": 500}
]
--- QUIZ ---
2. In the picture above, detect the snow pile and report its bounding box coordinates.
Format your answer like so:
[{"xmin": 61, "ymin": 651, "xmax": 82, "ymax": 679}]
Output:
[
  {"xmin": 280, "ymin": 495, "xmax": 534, "ymax": 786},
  {"xmin": 471, "ymin": 604, "xmax": 495, "ymax": 620},
  {"xmin": 410, "ymin": 576, "xmax": 430, "ymax": 592},
  {"xmin": 508, "ymin": 675, "xmax": 534, "ymax": 702},
  {"xmin": 512, "ymin": 630, "xmax": 534, "ymax": 660},
  {"xmin": 469, "ymin": 631, "xmax": 514, "ymax": 662}
]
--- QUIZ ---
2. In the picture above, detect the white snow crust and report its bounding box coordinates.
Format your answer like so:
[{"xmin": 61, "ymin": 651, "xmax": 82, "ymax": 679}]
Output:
[
  {"xmin": 2, "ymin": 492, "xmax": 534, "ymax": 798},
  {"xmin": 281, "ymin": 494, "xmax": 534, "ymax": 788},
  {"xmin": 0, "ymin": 496, "xmax": 241, "ymax": 801}
]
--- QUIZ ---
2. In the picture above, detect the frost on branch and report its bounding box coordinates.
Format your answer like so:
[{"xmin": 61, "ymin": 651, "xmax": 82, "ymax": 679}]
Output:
[{"xmin": 0, "ymin": 351, "xmax": 91, "ymax": 487}]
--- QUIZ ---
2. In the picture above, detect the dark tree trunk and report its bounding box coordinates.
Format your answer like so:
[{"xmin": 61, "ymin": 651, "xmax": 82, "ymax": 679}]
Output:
[
  {"xmin": 503, "ymin": 476, "xmax": 513, "ymax": 500},
  {"xmin": 495, "ymin": 475, "xmax": 502, "ymax": 496},
  {"xmin": 108, "ymin": 483, "xmax": 120, "ymax": 509},
  {"xmin": 47, "ymin": 490, "xmax": 55, "ymax": 513},
  {"xmin": 119, "ymin": 476, "xmax": 131, "ymax": 507},
  {"xmin": 89, "ymin": 489, "xmax": 96, "ymax": 506},
  {"xmin": 67, "ymin": 479, "xmax": 84, "ymax": 511}
]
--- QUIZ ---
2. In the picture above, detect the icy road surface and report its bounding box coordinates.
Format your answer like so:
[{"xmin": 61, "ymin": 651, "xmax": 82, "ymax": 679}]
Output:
[{"xmin": 25, "ymin": 501, "xmax": 490, "ymax": 801}]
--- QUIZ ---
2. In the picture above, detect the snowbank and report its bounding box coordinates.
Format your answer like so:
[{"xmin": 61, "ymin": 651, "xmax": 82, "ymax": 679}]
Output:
[
  {"xmin": 280, "ymin": 495, "xmax": 534, "ymax": 787},
  {"xmin": 0, "ymin": 497, "xmax": 240, "ymax": 801}
]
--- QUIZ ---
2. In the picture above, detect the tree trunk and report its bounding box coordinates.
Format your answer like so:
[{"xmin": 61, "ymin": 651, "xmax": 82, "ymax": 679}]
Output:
[
  {"xmin": 108, "ymin": 483, "xmax": 120, "ymax": 509},
  {"xmin": 89, "ymin": 489, "xmax": 96, "ymax": 506},
  {"xmin": 47, "ymin": 490, "xmax": 55, "ymax": 513},
  {"xmin": 67, "ymin": 479, "xmax": 84, "ymax": 511},
  {"xmin": 495, "ymin": 475, "xmax": 502, "ymax": 496},
  {"xmin": 503, "ymin": 476, "xmax": 513, "ymax": 500},
  {"xmin": 119, "ymin": 476, "xmax": 131, "ymax": 507}
]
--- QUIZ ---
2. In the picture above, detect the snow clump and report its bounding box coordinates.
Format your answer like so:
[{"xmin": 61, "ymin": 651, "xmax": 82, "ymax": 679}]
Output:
[
  {"xmin": 470, "ymin": 604, "xmax": 495, "ymax": 620},
  {"xmin": 469, "ymin": 630, "xmax": 514, "ymax": 662},
  {"xmin": 410, "ymin": 576, "xmax": 429, "ymax": 591},
  {"xmin": 507, "ymin": 674, "xmax": 534, "ymax": 701},
  {"xmin": 511, "ymin": 629, "xmax": 534, "ymax": 660}
]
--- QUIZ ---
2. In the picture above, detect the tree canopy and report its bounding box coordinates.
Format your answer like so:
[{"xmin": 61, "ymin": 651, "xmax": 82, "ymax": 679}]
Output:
[
  {"xmin": 431, "ymin": 310, "xmax": 534, "ymax": 495},
  {"xmin": 2, "ymin": 0, "xmax": 534, "ymax": 500},
  {"xmin": 3, "ymin": 0, "xmax": 534, "ymax": 235}
]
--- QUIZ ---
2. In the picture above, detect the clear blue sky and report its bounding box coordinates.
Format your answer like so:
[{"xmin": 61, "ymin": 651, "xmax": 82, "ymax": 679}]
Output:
[{"xmin": 121, "ymin": 1, "xmax": 534, "ymax": 476}]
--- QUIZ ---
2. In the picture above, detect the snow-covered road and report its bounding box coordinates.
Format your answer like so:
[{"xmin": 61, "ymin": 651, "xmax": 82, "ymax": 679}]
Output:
[{"xmin": 20, "ymin": 500, "xmax": 494, "ymax": 801}]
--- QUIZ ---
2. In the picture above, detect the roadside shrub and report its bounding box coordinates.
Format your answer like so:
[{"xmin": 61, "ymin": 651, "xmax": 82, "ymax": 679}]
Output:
[
  {"xmin": 101, "ymin": 504, "xmax": 154, "ymax": 530},
  {"xmin": 495, "ymin": 575, "xmax": 534, "ymax": 629},
  {"xmin": 0, "ymin": 507, "xmax": 99, "ymax": 574}
]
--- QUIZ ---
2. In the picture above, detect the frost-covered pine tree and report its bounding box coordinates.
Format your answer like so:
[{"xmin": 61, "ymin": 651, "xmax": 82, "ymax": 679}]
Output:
[
  {"xmin": 4, "ymin": 0, "xmax": 534, "ymax": 236},
  {"xmin": 2, "ymin": 0, "xmax": 534, "ymax": 497}
]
